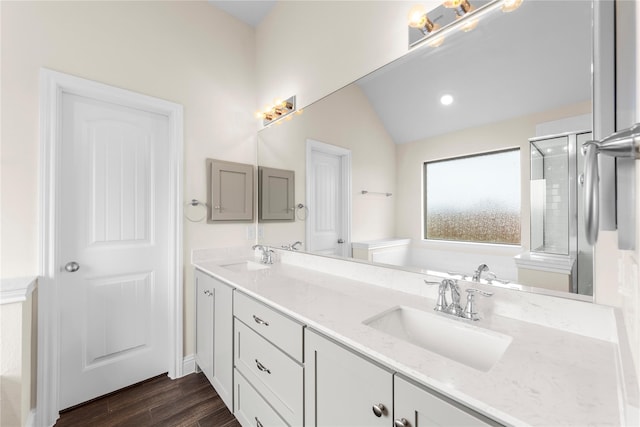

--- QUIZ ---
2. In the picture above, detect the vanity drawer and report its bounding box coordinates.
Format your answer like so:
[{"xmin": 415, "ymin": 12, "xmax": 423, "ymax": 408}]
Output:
[
  {"xmin": 234, "ymin": 291, "xmax": 304, "ymax": 361},
  {"xmin": 235, "ymin": 319, "xmax": 304, "ymax": 426},
  {"xmin": 234, "ymin": 369, "xmax": 288, "ymax": 427}
]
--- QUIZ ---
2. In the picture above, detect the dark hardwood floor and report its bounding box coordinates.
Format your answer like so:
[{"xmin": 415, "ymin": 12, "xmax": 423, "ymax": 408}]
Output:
[{"xmin": 54, "ymin": 372, "xmax": 241, "ymax": 427}]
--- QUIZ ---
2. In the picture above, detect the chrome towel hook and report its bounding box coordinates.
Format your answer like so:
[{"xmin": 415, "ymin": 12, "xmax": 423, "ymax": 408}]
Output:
[{"xmin": 583, "ymin": 123, "xmax": 640, "ymax": 245}]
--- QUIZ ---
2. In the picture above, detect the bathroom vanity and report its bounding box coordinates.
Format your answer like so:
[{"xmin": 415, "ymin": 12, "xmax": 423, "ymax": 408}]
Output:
[{"xmin": 192, "ymin": 247, "xmax": 637, "ymax": 427}]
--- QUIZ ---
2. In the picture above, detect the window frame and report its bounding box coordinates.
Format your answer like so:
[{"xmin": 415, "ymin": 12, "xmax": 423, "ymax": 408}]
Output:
[{"xmin": 422, "ymin": 147, "xmax": 522, "ymax": 246}]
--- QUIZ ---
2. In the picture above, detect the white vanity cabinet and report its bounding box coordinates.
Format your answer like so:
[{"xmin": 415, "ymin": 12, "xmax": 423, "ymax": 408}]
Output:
[
  {"xmin": 305, "ymin": 329, "xmax": 499, "ymax": 427},
  {"xmin": 194, "ymin": 269, "xmax": 234, "ymax": 410},
  {"xmin": 304, "ymin": 329, "xmax": 393, "ymax": 427},
  {"xmin": 394, "ymin": 375, "xmax": 498, "ymax": 427},
  {"xmin": 233, "ymin": 291, "xmax": 305, "ymax": 427}
]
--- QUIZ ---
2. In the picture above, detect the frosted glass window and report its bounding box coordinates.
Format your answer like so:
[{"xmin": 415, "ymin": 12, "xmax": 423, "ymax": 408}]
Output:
[{"xmin": 424, "ymin": 150, "xmax": 520, "ymax": 244}]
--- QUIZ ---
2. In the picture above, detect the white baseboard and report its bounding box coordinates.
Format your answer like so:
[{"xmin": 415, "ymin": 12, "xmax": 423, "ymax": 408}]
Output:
[
  {"xmin": 182, "ymin": 354, "xmax": 196, "ymax": 375},
  {"xmin": 25, "ymin": 409, "xmax": 36, "ymax": 427}
]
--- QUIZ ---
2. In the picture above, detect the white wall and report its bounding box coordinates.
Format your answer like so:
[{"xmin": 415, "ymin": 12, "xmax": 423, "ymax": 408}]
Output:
[
  {"xmin": 0, "ymin": 1, "xmax": 256, "ymax": 356},
  {"xmin": 258, "ymin": 83, "xmax": 396, "ymax": 247}
]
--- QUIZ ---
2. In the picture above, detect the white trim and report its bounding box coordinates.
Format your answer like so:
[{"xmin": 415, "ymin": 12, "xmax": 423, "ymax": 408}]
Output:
[
  {"xmin": 0, "ymin": 276, "xmax": 37, "ymax": 305},
  {"xmin": 182, "ymin": 354, "xmax": 197, "ymax": 375},
  {"xmin": 25, "ymin": 409, "xmax": 36, "ymax": 427},
  {"xmin": 305, "ymin": 139, "xmax": 352, "ymax": 257},
  {"xmin": 37, "ymin": 68, "xmax": 183, "ymax": 427}
]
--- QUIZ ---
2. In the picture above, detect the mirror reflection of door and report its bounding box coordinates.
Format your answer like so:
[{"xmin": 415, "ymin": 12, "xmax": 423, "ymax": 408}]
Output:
[{"xmin": 306, "ymin": 139, "xmax": 351, "ymax": 257}]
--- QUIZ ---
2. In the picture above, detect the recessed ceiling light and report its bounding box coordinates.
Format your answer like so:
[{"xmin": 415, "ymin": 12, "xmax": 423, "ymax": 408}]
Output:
[{"xmin": 440, "ymin": 94, "xmax": 454, "ymax": 106}]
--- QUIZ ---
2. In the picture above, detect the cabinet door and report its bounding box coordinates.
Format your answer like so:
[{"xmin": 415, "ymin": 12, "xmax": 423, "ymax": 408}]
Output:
[
  {"xmin": 207, "ymin": 158, "xmax": 254, "ymax": 222},
  {"xmin": 394, "ymin": 375, "xmax": 498, "ymax": 427},
  {"xmin": 194, "ymin": 270, "xmax": 234, "ymax": 410},
  {"xmin": 195, "ymin": 270, "xmax": 214, "ymax": 384},
  {"xmin": 258, "ymin": 166, "xmax": 295, "ymax": 221},
  {"xmin": 212, "ymin": 276, "xmax": 234, "ymax": 409},
  {"xmin": 305, "ymin": 329, "xmax": 393, "ymax": 427}
]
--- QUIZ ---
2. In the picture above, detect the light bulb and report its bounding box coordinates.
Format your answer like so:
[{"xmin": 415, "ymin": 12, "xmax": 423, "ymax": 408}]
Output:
[
  {"xmin": 255, "ymin": 111, "xmax": 264, "ymax": 119},
  {"xmin": 273, "ymin": 98, "xmax": 283, "ymax": 106},
  {"xmin": 263, "ymin": 105, "xmax": 272, "ymax": 113},
  {"xmin": 501, "ymin": 0, "xmax": 523, "ymax": 13},
  {"xmin": 442, "ymin": 0, "xmax": 464, "ymax": 8},
  {"xmin": 408, "ymin": 4, "xmax": 427, "ymax": 28}
]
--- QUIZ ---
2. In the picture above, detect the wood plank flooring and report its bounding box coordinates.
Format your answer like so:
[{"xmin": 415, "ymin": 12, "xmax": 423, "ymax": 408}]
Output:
[{"xmin": 54, "ymin": 372, "xmax": 241, "ymax": 427}]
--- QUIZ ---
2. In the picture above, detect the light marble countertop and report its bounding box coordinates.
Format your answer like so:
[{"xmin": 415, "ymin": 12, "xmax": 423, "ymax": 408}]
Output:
[{"xmin": 192, "ymin": 247, "xmax": 637, "ymax": 426}]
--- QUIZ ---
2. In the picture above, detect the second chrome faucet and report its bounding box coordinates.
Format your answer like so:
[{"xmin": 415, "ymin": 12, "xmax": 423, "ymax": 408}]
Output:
[{"xmin": 425, "ymin": 278, "xmax": 493, "ymax": 321}]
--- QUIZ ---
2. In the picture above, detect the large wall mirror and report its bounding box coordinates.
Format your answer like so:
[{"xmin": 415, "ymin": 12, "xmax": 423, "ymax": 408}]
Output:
[{"xmin": 257, "ymin": 0, "xmax": 596, "ymax": 298}]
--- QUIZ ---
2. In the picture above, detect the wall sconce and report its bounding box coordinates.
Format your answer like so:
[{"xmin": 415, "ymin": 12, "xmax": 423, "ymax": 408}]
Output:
[
  {"xmin": 256, "ymin": 95, "xmax": 296, "ymax": 126},
  {"xmin": 408, "ymin": 0, "xmax": 524, "ymax": 48}
]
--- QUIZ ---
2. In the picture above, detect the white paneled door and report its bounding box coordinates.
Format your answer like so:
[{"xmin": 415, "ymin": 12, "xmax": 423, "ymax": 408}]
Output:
[
  {"xmin": 306, "ymin": 140, "xmax": 351, "ymax": 257},
  {"xmin": 58, "ymin": 93, "xmax": 171, "ymax": 409}
]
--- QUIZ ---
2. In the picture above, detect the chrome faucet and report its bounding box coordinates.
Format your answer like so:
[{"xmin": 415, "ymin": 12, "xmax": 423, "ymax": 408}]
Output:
[
  {"xmin": 252, "ymin": 244, "xmax": 274, "ymax": 264},
  {"xmin": 463, "ymin": 288, "xmax": 493, "ymax": 321},
  {"xmin": 425, "ymin": 279, "xmax": 463, "ymax": 316},
  {"xmin": 472, "ymin": 264, "xmax": 489, "ymax": 282},
  {"xmin": 485, "ymin": 271, "xmax": 510, "ymax": 285},
  {"xmin": 281, "ymin": 241, "xmax": 302, "ymax": 251},
  {"xmin": 425, "ymin": 279, "xmax": 493, "ymax": 321}
]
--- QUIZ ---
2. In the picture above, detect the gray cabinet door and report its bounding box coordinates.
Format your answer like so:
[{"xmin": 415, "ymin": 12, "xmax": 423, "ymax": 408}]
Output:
[
  {"xmin": 259, "ymin": 166, "xmax": 295, "ymax": 221},
  {"xmin": 304, "ymin": 329, "xmax": 393, "ymax": 427},
  {"xmin": 207, "ymin": 159, "xmax": 254, "ymax": 222}
]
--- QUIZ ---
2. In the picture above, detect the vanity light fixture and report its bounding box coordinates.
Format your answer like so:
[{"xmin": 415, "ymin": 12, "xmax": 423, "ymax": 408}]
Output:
[
  {"xmin": 256, "ymin": 95, "xmax": 296, "ymax": 126},
  {"xmin": 408, "ymin": 0, "xmax": 524, "ymax": 48},
  {"xmin": 408, "ymin": 4, "xmax": 439, "ymax": 35},
  {"xmin": 443, "ymin": 0, "xmax": 473, "ymax": 17},
  {"xmin": 444, "ymin": 0, "xmax": 479, "ymax": 32}
]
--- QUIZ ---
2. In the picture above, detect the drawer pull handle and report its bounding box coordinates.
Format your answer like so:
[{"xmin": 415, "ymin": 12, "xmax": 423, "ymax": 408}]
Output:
[
  {"xmin": 372, "ymin": 403, "xmax": 386, "ymax": 417},
  {"xmin": 394, "ymin": 418, "xmax": 409, "ymax": 427},
  {"xmin": 253, "ymin": 315, "xmax": 269, "ymax": 326},
  {"xmin": 255, "ymin": 417, "xmax": 264, "ymax": 427},
  {"xmin": 255, "ymin": 359, "xmax": 271, "ymax": 374}
]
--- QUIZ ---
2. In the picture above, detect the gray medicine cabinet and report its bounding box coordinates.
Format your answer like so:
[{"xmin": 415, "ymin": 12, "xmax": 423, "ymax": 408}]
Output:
[
  {"xmin": 206, "ymin": 158, "xmax": 254, "ymax": 222},
  {"xmin": 258, "ymin": 166, "xmax": 295, "ymax": 222}
]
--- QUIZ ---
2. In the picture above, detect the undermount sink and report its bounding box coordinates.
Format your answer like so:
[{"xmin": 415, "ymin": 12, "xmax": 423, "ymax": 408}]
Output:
[
  {"xmin": 221, "ymin": 260, "xmax": 271, "ymax": 273},
  {"xmin": 363, "ymin": 306, "xmax": 512, "ymax": 372}
]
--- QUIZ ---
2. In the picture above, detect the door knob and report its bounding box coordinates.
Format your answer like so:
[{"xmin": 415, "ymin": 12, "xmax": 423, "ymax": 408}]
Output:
[
  {"xmin": 372, "ymin": 403, "xmax": 386, "ymax": 417},
  {"xmin": 337, "ymin": 238, "xmax": 344, "ymax": 244},
  {"xmin": 394, "ymin": 418, "xmax": 409, "ymax": 427},
  {"xmin": 64, "ymin": 261, "xmax": 80, "ymax": 272}
]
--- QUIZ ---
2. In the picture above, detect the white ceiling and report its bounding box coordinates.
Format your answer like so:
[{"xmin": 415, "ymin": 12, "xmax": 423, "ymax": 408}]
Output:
[
  {"xmin": 209, "ymin": 0, "xmax": 276, "ymax": 27},
  {"xmin": 356, "ymin": 1, "xmax": 592, "ymax": 144}
]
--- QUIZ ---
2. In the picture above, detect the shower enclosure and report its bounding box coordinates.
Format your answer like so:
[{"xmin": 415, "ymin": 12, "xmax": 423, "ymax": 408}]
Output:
[{"xmin": 529, "ymin": 131, "xmax": 593, "ymax": 296}]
